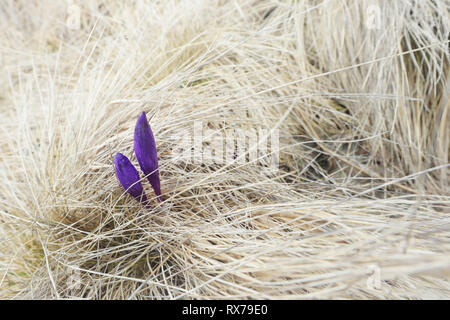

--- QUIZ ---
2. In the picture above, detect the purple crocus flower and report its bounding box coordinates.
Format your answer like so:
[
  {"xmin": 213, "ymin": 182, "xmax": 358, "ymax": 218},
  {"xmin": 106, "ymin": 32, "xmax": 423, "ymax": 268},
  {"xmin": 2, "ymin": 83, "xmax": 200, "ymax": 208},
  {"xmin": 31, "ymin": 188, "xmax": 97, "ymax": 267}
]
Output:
[
  {"xmin": 113, "ymin": 153, "xmax": 147, "ymax": 203},
  {"xmin": 134, "ymin": 111, "xmax": 162, "ymax": 202}
]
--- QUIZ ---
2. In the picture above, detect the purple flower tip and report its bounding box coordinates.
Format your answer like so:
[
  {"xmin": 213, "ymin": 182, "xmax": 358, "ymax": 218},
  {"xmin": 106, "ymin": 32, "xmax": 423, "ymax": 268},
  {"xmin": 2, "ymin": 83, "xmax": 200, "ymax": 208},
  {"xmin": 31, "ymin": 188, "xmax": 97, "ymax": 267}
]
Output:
[
  {"xmin": 134, "ymin": 111, "xmax": 162, "ymax": 202},
  {"xmin": 113, "ymin": 153, "xmax": 147, "ymax": 203}
]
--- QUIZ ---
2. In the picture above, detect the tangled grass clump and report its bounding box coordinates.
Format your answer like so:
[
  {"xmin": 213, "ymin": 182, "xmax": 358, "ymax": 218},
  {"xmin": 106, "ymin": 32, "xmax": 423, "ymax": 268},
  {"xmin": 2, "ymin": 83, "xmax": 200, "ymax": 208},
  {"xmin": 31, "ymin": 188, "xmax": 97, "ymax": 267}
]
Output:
[{"xmin": 0, "ymin": 0, "xmax": 449, "ymax": 299}]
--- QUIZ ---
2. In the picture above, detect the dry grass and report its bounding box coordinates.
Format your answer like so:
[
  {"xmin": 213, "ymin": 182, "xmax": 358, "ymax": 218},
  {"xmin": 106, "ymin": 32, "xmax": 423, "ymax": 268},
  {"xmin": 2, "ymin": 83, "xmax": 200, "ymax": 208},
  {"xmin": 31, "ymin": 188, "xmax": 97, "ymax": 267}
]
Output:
[{"xmin": 0, "ymin": 0, "xmax": 449, "ymax": 299}]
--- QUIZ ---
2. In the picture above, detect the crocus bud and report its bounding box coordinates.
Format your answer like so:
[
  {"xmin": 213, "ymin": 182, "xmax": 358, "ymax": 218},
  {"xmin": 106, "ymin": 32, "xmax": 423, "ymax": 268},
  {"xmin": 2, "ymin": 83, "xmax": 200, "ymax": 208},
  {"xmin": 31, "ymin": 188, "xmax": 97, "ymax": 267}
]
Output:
[
  {"xmin": 134, "ymin": 111, "xmax": 162, "ymax": 202},
  {"xmin": 113, "ymin": 153, "xmax": 147, "ymax": 203}
]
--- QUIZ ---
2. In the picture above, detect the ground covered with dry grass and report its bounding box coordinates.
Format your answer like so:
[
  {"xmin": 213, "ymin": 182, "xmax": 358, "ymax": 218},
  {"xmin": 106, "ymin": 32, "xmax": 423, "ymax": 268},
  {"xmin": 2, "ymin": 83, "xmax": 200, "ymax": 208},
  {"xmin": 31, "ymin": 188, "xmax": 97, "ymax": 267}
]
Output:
[{"xmin": 0, "ymin": 0, "xmax": 449, "ymax": 299}]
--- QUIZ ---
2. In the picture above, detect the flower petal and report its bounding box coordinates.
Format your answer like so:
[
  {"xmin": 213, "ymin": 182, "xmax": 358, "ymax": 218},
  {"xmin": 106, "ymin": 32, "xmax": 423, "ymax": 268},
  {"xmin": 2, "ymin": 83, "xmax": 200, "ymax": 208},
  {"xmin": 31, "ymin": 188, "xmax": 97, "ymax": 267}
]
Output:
[
  {"xmin": 113, "ymin": 153, "xmax": 147, "ymax": 203},
  {"xmin": 134, "ymin": 111, "xmax": 162, "ymax": 201}
]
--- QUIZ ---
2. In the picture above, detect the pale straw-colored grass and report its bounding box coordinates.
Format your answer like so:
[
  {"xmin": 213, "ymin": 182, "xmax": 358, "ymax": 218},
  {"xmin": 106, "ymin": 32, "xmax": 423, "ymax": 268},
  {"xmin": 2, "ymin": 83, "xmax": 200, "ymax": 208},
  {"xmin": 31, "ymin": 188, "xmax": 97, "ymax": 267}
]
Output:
[{"xmin": 0, "ymin": 0, "xmax": 449, "ymax": 299}]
